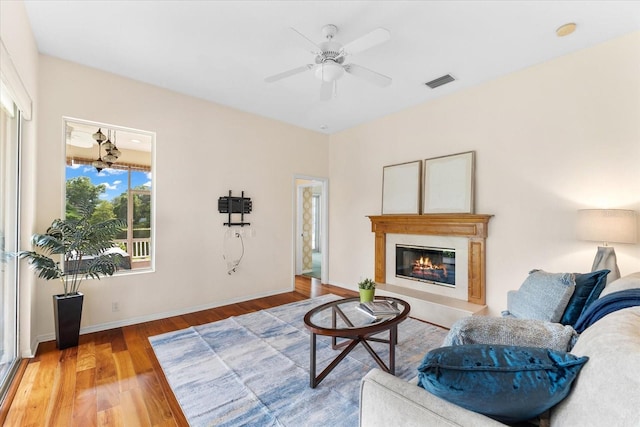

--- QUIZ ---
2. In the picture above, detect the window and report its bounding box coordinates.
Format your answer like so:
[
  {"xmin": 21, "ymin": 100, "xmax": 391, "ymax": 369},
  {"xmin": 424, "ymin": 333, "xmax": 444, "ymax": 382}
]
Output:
[
  {"xmin": 0, "ymin": 82, "xmax": 20, "ymax": 400},
  {"xmin": 64, "ymin": 119, "xmax": 154, "ymax": 271}
]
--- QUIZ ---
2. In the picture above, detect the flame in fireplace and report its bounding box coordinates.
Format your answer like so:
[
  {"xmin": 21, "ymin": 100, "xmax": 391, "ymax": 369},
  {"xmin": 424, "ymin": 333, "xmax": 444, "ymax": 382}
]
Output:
[{"xmin": 413, "ymin": 257, "xmax": 448, "ymax": 278}]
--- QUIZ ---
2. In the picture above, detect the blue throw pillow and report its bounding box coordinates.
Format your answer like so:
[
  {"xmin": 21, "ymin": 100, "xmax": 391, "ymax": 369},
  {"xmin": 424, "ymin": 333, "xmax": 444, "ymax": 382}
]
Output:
[
  {"xmin": 560, "ymin": 270, "xmax": 609, "ymax": 327},
  {"xmin": 505, "ymin": 270, "xmax": 576, "ymax": 322},
  {"xmin": 417, "ymin": 345, "xmax": 588, "ymax": 423}
]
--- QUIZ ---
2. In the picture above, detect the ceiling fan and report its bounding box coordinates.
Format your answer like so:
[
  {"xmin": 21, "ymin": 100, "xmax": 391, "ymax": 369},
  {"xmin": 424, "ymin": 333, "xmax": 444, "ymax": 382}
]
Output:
[{"xmin": 265, "ymin": 24, "xmax": 392, "ymax": 100}]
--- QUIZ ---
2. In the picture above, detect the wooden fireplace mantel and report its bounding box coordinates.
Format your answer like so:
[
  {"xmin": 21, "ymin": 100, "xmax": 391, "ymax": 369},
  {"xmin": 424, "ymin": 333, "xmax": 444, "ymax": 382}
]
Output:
[{"xmin": 368, "ymin": 214, "xmax": 492, "ymax": 305}]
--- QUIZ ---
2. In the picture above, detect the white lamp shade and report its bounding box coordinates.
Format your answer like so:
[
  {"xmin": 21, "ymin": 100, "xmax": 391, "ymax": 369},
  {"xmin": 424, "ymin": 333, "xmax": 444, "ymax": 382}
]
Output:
[{"xmin": 577, "ymin": 209, "xmax": 638, "ymax": 244}]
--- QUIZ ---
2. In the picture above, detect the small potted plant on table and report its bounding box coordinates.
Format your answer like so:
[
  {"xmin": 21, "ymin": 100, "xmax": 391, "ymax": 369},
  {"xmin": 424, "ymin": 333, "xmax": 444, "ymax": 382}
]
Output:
[
  {"xmin": 19, "ymin": 203, "xmax": 125, "ymax": 349},
  {"xmin": 358, "ymin": 278, "xmax": 376, "ymax": 303}
]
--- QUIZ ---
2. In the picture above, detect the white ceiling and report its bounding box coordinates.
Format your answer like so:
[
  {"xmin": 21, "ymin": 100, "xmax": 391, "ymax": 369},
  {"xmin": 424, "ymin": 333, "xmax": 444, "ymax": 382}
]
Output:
[{"xmin": 24, "ymin": 1, "xmax": 640, "ymax": 134}]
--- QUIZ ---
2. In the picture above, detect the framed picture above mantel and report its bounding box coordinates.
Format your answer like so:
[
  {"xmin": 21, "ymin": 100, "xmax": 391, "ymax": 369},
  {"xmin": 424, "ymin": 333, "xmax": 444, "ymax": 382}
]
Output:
[
  {"xmin": 381, "ymin": 160, "xmax": 422, "ymax": 215},
  {"xmin": 423, "ymin": 151, "xmax": 475, "ymax": 214}
]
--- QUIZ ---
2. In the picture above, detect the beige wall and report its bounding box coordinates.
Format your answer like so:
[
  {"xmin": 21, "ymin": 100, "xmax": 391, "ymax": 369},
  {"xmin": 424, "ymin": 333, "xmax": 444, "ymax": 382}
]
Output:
[
  {"xmin": 5, "ymin": 0, "xmax": 639, "ymax": 352},
  {"xmin": 328, "ymin": 32, "xmax": 640, "ymax": 315},
  {"xmin": 35, "ymin": 55, "xmax": 329, "ymax": 343}
]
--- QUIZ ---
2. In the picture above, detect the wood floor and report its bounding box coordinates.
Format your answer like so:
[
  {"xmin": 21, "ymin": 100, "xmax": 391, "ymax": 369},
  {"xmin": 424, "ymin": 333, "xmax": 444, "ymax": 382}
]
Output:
[{"xmin": 2, "ymin": 276, "xmax": 356, "ymax": 427}]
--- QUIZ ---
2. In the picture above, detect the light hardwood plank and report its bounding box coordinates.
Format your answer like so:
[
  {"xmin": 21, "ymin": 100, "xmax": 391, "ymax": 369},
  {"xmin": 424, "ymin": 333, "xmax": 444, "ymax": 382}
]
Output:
[
  {"xmin": 76, "ymin": 341, "xmax": 97, "ymax": 372},
  {"xmin": 45, "ymin": 348, "xmax": 77, "ymax": 426},
  {"xmin": 120, "ymin": 388, "xmax": 151, "ymax": 427},
  {"xmin": 4, "ymin": 276, "xmax": 356, "ymax": 426},
  {"xmin": 113, "ymin": 351, "xmax": 138, "ymax": 393},
  {"xmin": 135, "ymin": 371, "xmax": 174, "ymax": 427},
  {"xmin": 21, "ymin": 351, "xmax": 58, "ymax": 426},
  {"xmin": 72, "ymin": 368, "xmax": 97, "ymax": 427},
  {"xmin": 2, "ymin": 361, "xmax": 38, "ymax": 426},
  {"xmin": 97, "ymin": 406, "xmax": 124, "ymax": 427},
  {"xmin": 95, "ymin": 343, "xmax": 120, "ymax": 413}
]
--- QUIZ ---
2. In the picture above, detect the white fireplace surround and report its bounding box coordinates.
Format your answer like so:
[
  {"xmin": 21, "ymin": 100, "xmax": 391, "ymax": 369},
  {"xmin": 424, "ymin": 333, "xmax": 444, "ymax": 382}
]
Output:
[{"xmin": 386, "ymin": 234, "xmax": 468, "ymax": 301}]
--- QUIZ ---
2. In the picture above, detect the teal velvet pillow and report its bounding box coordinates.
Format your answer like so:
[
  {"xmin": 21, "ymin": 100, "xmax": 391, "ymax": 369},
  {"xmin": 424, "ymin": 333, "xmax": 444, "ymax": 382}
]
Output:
[
  {"xmin": 559, "ymin": 270, "xmax": 609, "ymax": 327},
  {"xmin": 417, "ymin": 344, "xmax": 588, "ymax": 423}
]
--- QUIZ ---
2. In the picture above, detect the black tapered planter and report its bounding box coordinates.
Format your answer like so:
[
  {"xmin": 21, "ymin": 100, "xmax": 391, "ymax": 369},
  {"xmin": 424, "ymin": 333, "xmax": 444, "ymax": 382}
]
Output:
[{"xmin": 53, "ymin": 292, "xmax": 84, "ymax": 349}]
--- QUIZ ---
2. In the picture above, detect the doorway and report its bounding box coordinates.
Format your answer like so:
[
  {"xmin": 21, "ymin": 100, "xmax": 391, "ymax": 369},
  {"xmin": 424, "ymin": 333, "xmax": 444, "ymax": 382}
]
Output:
[{"xmin": 294, "ymin": 176, "xmax": 328, "ymax": 284}]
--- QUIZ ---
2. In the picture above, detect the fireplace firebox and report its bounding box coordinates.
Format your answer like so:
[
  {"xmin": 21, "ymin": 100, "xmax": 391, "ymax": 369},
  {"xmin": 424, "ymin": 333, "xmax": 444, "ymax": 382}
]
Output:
[{"xmin": 395, "ymin": 245, "xmax": 456, "ymax": 287}]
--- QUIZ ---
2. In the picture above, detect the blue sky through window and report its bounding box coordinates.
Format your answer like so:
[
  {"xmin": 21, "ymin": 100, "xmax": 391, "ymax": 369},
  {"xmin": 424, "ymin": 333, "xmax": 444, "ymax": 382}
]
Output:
[{"xmin": 66, "ymin": 164, "xmax": 152, "ymax": 201}]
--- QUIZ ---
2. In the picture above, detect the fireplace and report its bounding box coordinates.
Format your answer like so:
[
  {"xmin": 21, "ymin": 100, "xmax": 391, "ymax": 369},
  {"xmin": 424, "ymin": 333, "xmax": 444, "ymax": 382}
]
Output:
[
  {"xmin": 368, "ymin": 214, "xmax": 492, "ymax": 305},
  {"xmin": 368, "ymin": 214, "xmax": 492, "ymax": 328},
  {"xmin": 396, "ymin": 245, "xmax": 456, "ymax": 287}
]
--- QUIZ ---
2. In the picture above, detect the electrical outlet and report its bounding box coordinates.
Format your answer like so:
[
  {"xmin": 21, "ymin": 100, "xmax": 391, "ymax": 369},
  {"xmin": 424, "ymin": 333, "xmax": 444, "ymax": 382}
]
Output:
[{"xmin": 112, "ymin": 302, "xmax": 119, "ymax": 312}]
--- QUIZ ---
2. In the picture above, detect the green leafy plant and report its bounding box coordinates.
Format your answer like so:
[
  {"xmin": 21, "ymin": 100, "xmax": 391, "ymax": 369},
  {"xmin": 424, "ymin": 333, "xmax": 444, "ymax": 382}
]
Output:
[
  {"xmin": 358, "ymin": 278, "xmax": 376, "ymax": 290},
  {"xmin": 19, "ymin": 203, "xmax": 126, "ymax": 296}
]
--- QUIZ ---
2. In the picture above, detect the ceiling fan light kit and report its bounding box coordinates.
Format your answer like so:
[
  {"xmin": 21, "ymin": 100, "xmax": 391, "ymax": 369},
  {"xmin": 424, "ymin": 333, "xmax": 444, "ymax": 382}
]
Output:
[
  {"xmin": 265, "ymin": 24, "xmax": 392, "ymax": 99},
  {"xmin": 316, "ymin": 61, "xmax": 345, "ymax": 82}
]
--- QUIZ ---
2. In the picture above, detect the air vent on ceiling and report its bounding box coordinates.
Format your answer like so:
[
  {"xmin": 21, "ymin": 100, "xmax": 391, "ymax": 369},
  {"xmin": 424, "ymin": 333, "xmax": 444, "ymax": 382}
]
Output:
[{"xmin": 425, "ymin": 74, "xmax": 456, "ymax": 89}]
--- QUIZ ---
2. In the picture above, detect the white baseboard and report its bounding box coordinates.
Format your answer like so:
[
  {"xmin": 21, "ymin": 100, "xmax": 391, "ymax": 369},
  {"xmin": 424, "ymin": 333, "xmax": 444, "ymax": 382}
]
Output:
[
  {"xmin": 32, "ymin": 286, "xmax": 293, "ymax": 354},
  {"xmin": 21, "ymin": 336, "xmax": 39, "ymax": 358}
]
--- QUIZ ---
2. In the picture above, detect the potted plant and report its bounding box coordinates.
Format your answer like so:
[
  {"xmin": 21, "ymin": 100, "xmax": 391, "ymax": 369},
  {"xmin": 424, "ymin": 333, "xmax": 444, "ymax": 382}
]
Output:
[
  {"xmin": 19, "ymin": 203, "xmax": 125, "ymax": 349},
  {"xmin": 358, "ymin": 278, "xmax": 376, "ymax": 303}
]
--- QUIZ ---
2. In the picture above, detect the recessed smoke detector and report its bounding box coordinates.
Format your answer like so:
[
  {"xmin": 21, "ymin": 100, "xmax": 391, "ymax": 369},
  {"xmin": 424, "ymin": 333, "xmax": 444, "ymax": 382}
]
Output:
[
  {"xmin": 425, "ymin": 74, "xmax": 456, "ymax": 89},
  {"xmin": 556, "ymin": 23, "xmax": 577, "ymax": 37}
]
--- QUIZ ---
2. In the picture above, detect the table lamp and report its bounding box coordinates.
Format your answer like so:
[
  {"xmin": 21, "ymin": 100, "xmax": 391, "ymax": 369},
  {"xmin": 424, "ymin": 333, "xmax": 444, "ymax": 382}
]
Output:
[{"xmin": 577, "ymin": 209, "xmax": 638, "ymax": 284}]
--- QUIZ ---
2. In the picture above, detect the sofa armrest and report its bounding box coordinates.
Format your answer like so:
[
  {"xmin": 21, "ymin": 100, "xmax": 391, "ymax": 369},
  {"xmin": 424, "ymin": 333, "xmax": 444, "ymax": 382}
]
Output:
[{"xmin": 360, "ymin": 369, "xmax": 505, "ymax": 427}]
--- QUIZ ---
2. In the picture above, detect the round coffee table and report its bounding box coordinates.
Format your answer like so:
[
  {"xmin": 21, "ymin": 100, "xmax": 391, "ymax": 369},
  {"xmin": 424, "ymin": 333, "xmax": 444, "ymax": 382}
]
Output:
[{"xmin": 303, "ymin": 296, "xmax": 410, "ymax": 388}]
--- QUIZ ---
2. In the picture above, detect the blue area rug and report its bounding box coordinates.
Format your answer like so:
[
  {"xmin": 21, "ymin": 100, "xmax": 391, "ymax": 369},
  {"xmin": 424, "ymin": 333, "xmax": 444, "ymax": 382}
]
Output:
[{"xmin": 149, "ymin": 295, "xmax": 447, "ymax": 426}]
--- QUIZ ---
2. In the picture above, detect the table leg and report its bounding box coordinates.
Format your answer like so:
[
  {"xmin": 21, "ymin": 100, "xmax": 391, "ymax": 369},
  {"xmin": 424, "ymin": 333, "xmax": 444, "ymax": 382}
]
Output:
[
  {"xmin": 313, "ymin": 338, "xmax": 359, "ymax": 387},
  {"xmin": 389, "ymin": 325, "xmax": 397, "ymax": 375},
  {"xmin": 360, "ymin": 339, "xmax": 389, "ymax": 372},
  {"xmin": 310, "ymin": 332, "xmax": 317, "ymax": 388},
  {"xmin": 331, "ymin": 306, "xmax": 337, "ymax": 348}
]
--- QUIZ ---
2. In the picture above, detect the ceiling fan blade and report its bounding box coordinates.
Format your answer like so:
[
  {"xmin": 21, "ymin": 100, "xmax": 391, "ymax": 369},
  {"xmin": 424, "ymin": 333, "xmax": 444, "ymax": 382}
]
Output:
[
  {"xmin": 341, "ymin": 28, "xmax": 390, "ymax": 56},
  {"xmin": 290, "ymin": 27, "xmax": 322, "ymax": 55},
  {"xmin": 265, "ymin": 64, "xmax": 314, "ymax": 83},
  {"xmin": 344, "ymin": 63, "xmax": 392, "ymax": 87},
  {"xmin": 319, "ymin": 80, "xmax": 335, "ymax": 101}
]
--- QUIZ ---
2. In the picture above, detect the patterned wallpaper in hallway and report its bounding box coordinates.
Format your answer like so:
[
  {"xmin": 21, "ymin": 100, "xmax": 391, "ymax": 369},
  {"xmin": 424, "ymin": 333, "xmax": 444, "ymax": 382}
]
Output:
[{"xmin": 302, "ymin": 187, "xmax": 313, "ymax": 271}]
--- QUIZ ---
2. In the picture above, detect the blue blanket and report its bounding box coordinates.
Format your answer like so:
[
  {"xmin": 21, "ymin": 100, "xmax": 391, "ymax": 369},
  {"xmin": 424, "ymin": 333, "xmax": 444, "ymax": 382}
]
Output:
[{"xmin": 573, "ymin": 289, "xmax": 640, "ymax": 333}]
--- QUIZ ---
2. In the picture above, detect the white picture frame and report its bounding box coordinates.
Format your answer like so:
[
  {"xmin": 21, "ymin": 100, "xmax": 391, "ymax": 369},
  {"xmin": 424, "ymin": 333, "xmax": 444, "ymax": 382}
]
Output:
[
  {"xmin": 423, "ymin": 151, "xmax": 475, "ymax": 214},
  {"xmin": 382, "ymin": 160, "xmax": 422, "ymax": 214}
]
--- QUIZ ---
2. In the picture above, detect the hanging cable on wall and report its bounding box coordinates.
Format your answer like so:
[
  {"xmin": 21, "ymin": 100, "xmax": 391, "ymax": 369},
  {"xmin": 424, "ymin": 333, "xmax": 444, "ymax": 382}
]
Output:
[
  {"xmin": 222, "ymin": 228, "xmax": 245, "ymax": 274},
  {"xmin": 219, "ymin": 190, "xmax": 252, "ymax": 274}
]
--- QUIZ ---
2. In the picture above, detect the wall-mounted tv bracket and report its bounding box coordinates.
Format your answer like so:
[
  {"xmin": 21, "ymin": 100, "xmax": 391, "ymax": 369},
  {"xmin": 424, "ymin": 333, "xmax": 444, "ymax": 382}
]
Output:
[{"xmin": 218, "ymin": 190, "xmax": 252, "ymax": 227}]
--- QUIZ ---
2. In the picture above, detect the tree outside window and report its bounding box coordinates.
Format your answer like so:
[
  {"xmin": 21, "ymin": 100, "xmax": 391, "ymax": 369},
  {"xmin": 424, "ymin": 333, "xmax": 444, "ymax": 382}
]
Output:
[{"xmin": 64, "ymin": 119, "xmax": 154, "ymax": 271}]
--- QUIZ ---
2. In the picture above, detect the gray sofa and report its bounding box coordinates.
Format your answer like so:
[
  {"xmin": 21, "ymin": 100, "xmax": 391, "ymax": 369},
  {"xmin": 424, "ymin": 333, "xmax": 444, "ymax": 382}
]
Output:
[{"xmin": 360, "ymin": 272, "xmax": 640, "ymax": 426}]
